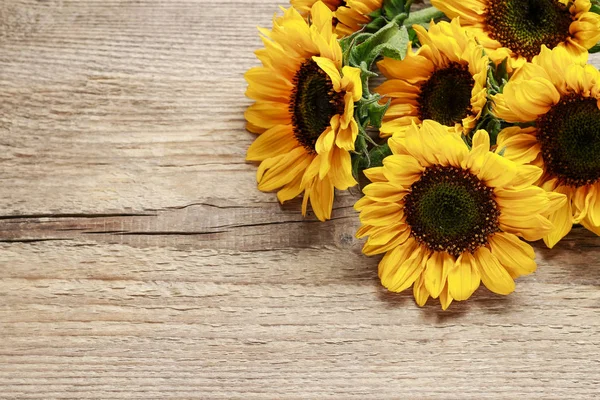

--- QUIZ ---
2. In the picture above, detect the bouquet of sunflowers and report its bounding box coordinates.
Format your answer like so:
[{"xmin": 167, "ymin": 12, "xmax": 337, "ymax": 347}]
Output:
[{"xmin": 244, "ymin": 0, "xmax": 600, "ymax": 310}]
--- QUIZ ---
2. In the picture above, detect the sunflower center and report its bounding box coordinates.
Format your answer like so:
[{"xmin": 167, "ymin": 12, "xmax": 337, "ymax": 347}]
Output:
[
  {"xmin": 537, "ymin": 96, "xmax": 600, "ymax": 187},
  {"xmin": 404, "ymin": 166, "xmax": 500, "ymax": 257},
  {"xmin": 485, "ymin": 0, "xmax": 572, "ymax": 61},
  {"xmin": 290, "ymin": 60, "xmax": 345, "ymax": 152},
  {"xmin": 417, "ymin": 62, "xmax": 474, "ymax": 127}
]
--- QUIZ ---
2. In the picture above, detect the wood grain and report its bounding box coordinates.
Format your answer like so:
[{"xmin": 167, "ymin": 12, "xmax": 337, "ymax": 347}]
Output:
[{"xmin": 1, "ymin": 1, "xmax": 599, "ymax": 398}]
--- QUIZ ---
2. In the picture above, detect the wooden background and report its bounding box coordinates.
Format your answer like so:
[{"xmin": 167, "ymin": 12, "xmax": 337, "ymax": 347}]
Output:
[{"xmin": 1, "ymin": 0, "xmax": 599, "ymax": 398}]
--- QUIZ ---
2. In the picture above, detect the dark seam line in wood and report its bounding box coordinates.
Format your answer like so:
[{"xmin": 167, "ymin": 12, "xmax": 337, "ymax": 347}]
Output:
[
  {"xmin": 0, "ymin": 238, "xmax": 73, "ymax": 243},
  {"xmin": 0, "ymin": 213, "xmax": 155, "ymax": 221},
  {"xmin": 87, "ymin": 231, "xmax": 229, "ymax": 236}
]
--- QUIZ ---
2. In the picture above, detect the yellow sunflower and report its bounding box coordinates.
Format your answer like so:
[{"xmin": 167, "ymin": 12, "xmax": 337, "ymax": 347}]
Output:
[
  {"xmin": 431, "ymin": 0, "xmax": 600, "ymax": 70},
  {"xmin": 375, "ymin": 19, "xmax": 489, "ymax": 138},
  {"xmin": 291, "ymin": 0, "xmax": 384, "ymax": 37},
  {"xmin": 355, "ymin": 120, "xmax": 565, "ymax": 309},
  {"xmin": 245, "ymin": 2, "xmax": 362, "ymax": 222},
  {"xmin": 493, "ymin": 45, "xmax": 600, "ymax": 247}
]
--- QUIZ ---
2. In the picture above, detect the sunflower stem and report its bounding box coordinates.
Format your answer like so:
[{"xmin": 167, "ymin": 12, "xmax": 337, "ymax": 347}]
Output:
[{"xmin": 403, "ymin": 7, "xmax": 445, "ymax": 26}]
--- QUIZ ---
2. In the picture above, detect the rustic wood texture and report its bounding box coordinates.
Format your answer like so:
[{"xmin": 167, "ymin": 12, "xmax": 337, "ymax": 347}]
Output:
[{"xmin": 1, "ymin": 1, "xmax": 599, "ymax": 398}]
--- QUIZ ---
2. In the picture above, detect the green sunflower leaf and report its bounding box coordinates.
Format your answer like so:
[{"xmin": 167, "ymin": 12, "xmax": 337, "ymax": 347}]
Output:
[
  {"xmin": 366, "ymin": 98, "xmax": 391, "ymax": 129},
  {"xmin": 349, "ymin": 20, "xmax": 409, "ymax": 69},
  {"xmin": 383, "ymin": 0, "xmax": 409, "ymax": 19},
  {"xmin": 366, "ymin": 143, "xmax": 392, "ymax": 169}
]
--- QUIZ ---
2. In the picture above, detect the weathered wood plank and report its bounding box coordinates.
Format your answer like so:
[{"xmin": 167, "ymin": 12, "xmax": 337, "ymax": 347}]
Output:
[{"xmin": 1, "ymin": 0, "xmax": 599, "ymax": 398}]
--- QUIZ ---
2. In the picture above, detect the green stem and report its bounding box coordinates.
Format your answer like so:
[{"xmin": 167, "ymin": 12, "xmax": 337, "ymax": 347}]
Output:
[{"xmin": 404, "ymin": 7, "xmax": 445, "ymax": 26}]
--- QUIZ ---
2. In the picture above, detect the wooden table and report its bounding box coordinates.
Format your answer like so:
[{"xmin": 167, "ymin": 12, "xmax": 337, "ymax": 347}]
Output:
[{"xmin": 1, "ymin": 1, "xmax": 599, "ymax": 398}]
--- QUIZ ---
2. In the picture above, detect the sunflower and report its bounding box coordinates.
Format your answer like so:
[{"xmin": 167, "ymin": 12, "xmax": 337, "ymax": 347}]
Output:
[
  {"xmin": 291, "ymin": 0, "xmax": 383, "ymax": 37},
  {"xmin": 375, "ymin": 19, "xmax": 489, "ymax": 138},
  {"xmin": 431, "ymin": 0, "xmax": 600, "ymax": 70},
  {"xmin": 355, "ymin": 120, "xmax": 565, "ymax": 309},
  {"xmin": 245, "ymin": 2, "xmax": 362, "ymax": 222},
  {"xmin": 493, "ymin": 45, "xmax": 600, "ymax": 247}
]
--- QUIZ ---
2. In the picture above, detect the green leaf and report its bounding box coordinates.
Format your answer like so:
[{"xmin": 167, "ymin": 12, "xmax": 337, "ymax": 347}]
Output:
[
  {"xmin": 364, "ymin": 16, "xmax": 388, "ymax": 33},
  {"xmin": 403, "ymin": 7, "xmax": 445, "ymax": 26},
  {"xmin": 341, "ymin": 32, "xmax": 373, "ymax": 66},
  {"xmin": 367, "ymin": 143, "xmax": 392, "ymax": 169},
  {"xmin": 383, "ymin": 0, "xmax": 407, "ymax": 19},
  {"xmin": 367, "ymin": 98, "xmax": 391, "ymax": 129},
  {"xmin": 350, "ymin": 21, "xmax": 409, "ymax": 69},
  {"xmin": 352, "ymin": 152, "xmax": 367, "ymax": 181}
]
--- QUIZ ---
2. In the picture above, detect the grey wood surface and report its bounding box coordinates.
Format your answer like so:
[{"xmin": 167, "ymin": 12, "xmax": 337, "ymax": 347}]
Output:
[{"xmin": 1, "ymin": 1, "xmax": 599, "ymax": 398}]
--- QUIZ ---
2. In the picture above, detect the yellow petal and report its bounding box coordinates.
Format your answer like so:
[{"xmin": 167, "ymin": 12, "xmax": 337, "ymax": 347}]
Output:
[
  {"xmin": 543, "ymin": 187, "xmax": 574, "ymax": 248},
  {"xmin": 277, "ymin": 172, "xmax": 304, "ymax": 203},
  {"xmin": 439, "ymin": 282, "xmax": 453, "ymax": 311},
  {"xmin": 379, "ymin": 237, "xmax": 419, "ymax": 282},
  {"xmin": 309, "ymin": 175, "xmax": 334, "ymax": 221},
  {"xmin": 359, "ymin": 202, "xmax": 404, "ymax": 226},
  {"xmin": 499, "ymin": 214, "xmax": 554, "ymax": 242},
  {"xmin": 363, "ymin": 166, "xmax": 387, "ymax": 183},
  {"xmin": 471, "ymin": 129, "xmax": 490, "ymax": 151},
  {"xmin": 496, "ymin": 127, "xmax": 541, "ymax": 164},
  {"xmin": 586, "ymin": 185, "xmax": 600, "ymax": 226},
  {"xmin": 245, "ymin": 102, "xmax": 291, "ymax": 132},
  {"xmin": 382, "ymin": 154, "xmax": 425, "ymax": 186},
  {"xmin": 476, "ymin": 152, "xmax": 517, "ymax": 187},
  {"xmin": 312, "ymin": 56, "xmax": 342, "ymax": 91},
  {"xmin": 424, "ymin": 251, "xmax": 454, "ymax": 299},
  {"xmin": 315, "ymin": 126, "xmax": 335, "ymax": 154},
  {"xmin": 488, "ymin": 232, "xmax": 536, "ymax": 279},
  {"xmin": 258, "ymin": 147, "xmax": 311, "ymax": 192},
  {"xmin": 328, "ymin": 147, "xmax": 358, "ymax": 190},
  {"xmin": 475, "ymin": 246, "xmax": 515, "ymax": 296},
  {"xmin": 362, "ymin": 182, "xmax": 407, "ymax": 202},
  {"xmin": 413, "ymin": 274, "xmax": 430, "ymax": 307},
  {"xmin": 310, "ymin": 0, "xmax": 334, "ymax": 35},
  {"xmin": 341, "ymin": 66, "xmax": 363, "ymax": 101},
  {"xmin": 447, "ymin": 252, "xmax": 481, "ymax": 301},
  {"xmin": 384, "ymin": 246, "xmax": 428, "ymax": 293},
  {"xmin": 247, "ymin": 125, "xmax": 298, "ymax": 161}
]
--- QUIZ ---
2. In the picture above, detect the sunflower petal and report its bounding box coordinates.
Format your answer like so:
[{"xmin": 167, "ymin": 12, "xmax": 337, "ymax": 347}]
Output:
[
  {"xmin": 475, "ymin": 247, "xmax": 515, "ymax": 296},
  {"xmin": 447, "ymin": 252, "xmax": 481, "ymax": 301},
  {"xmin": 424, "ymin": 251, "xmax": 454, "ymax": 299},
  {"xmin": 488, "ymin": 232, "xmax": 537, "ymax": 279}
]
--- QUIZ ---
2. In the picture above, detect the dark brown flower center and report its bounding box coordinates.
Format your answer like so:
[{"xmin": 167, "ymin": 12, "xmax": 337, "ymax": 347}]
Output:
[
  {"xmin": 290, "ymin": 60, "xmax": 345, "ymax": 152},
  {"xmin": 417, "ymin": 62, "xmax": 475, "ymax": 127},
  {"xmin": 485, "ymin": 0, "xmax": 572, "ymax": 61},
  {"xmin": 404, "ymin": 165, "xmax": 500, "ymax": 257},
  {"xmin": 537, "ymin": 95, "xmax": 600, "ymax": 187}
]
